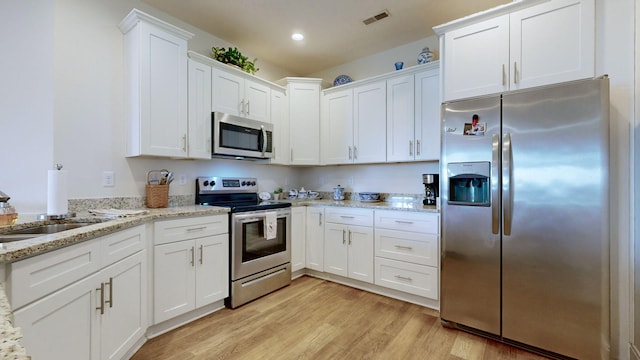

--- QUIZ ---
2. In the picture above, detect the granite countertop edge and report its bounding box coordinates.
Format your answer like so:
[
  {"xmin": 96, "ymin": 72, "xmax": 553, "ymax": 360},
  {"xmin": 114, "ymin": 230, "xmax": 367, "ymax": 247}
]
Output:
[{"xmin": 282, "ymin": 199, "xmax": 440, "ymax": 213}]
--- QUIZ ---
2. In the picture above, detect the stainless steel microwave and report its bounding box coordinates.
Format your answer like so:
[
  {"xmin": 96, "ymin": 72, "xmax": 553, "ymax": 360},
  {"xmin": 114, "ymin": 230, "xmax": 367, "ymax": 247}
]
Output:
[{"xmin": 212, "ymin": 112, "xmax": 273, "ymax": 159}]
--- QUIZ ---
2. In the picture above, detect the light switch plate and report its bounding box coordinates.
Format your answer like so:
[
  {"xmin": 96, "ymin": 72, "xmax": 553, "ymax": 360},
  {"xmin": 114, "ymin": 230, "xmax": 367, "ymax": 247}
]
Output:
[{"xmin": 102, "ymin": 171, "xmax": 115, "ymax": 187}]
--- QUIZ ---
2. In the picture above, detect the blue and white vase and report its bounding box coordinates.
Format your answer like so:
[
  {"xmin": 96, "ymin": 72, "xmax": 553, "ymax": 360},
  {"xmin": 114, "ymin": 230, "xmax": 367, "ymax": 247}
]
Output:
[{"xmin": 417, "ymin": 47, "xmax": 434, "ymax": 64}]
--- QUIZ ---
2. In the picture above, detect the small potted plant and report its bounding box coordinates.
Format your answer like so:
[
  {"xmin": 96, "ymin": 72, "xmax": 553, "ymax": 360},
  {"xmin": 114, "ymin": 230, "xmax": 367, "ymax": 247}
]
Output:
[
  {"xmin": 211, "ymin": 46, "xmax": 259, "ymax": 74},
  {"xmin": 272, "ymin": 188, "xmax": 283, "ymax": 200}
]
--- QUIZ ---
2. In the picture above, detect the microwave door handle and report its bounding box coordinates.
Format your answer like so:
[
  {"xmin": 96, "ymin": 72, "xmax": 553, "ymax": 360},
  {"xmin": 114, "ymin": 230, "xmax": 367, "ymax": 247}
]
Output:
[{"xmin": 260, "ymin": 125, "xmax": 267, "ymax": 157}]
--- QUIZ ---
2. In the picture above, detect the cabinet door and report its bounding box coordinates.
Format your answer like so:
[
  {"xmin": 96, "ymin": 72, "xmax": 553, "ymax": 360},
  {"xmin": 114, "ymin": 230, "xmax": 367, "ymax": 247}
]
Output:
[
  {"xmin": 195, "ymin": 234, "xmax": 229, "ymax": 307},
  {"xmin": 443, "ymin": 15, "xmax": 510, "ymax": 101},
  {"xmin": 188, "ymin": 58, "xmax": 213, "ymax": 159},
  {"xmin": 244, "ymin": 79, "xmax": 271, "ymax": 122},
  {"xmin": 324, "ymin": 223, "xmax": 348, "ymax": 277},
  {"xmin": 354, "ymin": 81, "xmax": 386, "ymax": 164},
  {"xmin": 212, "ymin": 67, "xmax": 244, "ymax": 116},
  {"xmin": 290, "ymin": 206, "xmax": 307, "ymax": 273},
  {"xmin": 306, "ymin": 207, "xmax": 325, "ymax": 272},
  {"xmin": 386, "ymin": 75, "xmax": 415, "ymax": 162},
  {"xmin": 139, "ymin": 23, "xmax": 189, "ymax": 157},
  {"xmin": 347, "ymin": 225, "xmax": 374, "ymax": 284},
  {"xmin": 154, "ymin": 240, "xmax": 196, "ymax": 323},
  {"xmin": 289, "ymin": 80, "xmax": 321, "ymax": 165},
  {"xmin": 322, "ymin": 89, "xmax": 353, "ymax": 165},
  {"xmin": 414, "ymin": 69, "xmax": 441, "ymax": 161},
  {"xmin": 101, "ymin": 251, "xmax": 147, "ymax": 360},
  {"xmin": 510, "ymin": 0, "xmax": 594, "ymax": 90},
  {"xmin": 270, "ymin": 88, "xmax": 289, "ymax": 165},
  {"xmin": 14, "ymin": 273, "xmax": 99, "ymax": 360}
]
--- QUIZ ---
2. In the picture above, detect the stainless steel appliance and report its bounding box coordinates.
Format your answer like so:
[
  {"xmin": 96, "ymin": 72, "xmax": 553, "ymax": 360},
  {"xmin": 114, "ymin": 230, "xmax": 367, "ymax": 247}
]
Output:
[
  {"xmin": 440, "ymin": 77, "xmax": 610, "ymax": 360},
  {"xmin": 196, "ymin": 177, "xmax": 291, "ymax": 308},
  {"xmin": 422, "ymin": 174, "xmax": 439, "ymax": 206},
  {"xmin": 212, "ymin": 112, "xmax": 273, "ymax": 159}
]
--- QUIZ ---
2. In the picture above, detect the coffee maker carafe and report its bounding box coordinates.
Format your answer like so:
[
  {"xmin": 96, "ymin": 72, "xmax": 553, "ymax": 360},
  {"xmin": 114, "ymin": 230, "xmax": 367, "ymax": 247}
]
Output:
[{"xmin": 422, "ymin": 174, "xmax": 439, "ymax": 206}]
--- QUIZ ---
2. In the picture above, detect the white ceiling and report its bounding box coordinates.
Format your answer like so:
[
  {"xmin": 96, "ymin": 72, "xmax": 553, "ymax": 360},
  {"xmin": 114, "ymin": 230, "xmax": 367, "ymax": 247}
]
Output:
[{"xmin": 142, "ymin": 0, "xmax": 510, "ymax": 75}]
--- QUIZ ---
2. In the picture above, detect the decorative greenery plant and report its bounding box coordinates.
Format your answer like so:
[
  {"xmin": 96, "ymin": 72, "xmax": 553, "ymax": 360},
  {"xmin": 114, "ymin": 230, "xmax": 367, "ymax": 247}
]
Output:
[{"xmin": 211, "ymin": 46, "xmax": 259, "ymax": 74}]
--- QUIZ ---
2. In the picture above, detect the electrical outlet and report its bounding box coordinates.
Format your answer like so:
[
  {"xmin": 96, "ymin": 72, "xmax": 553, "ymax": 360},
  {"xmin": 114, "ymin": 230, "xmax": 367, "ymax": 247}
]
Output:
[
  {"xmin": 179, "ymin": 174, "xmax": 187, "ymax": 185},
  {"xmin": 102, "ymin": 171, "xmax": 115, "ymax": 187}
]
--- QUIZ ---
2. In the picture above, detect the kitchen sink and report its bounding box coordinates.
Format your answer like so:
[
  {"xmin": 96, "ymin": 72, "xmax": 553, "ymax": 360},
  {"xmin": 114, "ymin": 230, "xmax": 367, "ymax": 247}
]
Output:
[
  {"xmin": 0, "ymin": 234, "xmax": 39, "ymax": 243},
  {"xmin": 5, "ymin": 223, "xmax": 95, "ymax": 235}
]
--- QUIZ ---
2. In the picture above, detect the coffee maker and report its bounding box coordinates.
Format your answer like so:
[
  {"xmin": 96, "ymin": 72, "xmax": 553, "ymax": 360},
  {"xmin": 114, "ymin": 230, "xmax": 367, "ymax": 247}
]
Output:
[{"xmin": 422, "ymin": 174, "xmax": 439, "ymax": 206}]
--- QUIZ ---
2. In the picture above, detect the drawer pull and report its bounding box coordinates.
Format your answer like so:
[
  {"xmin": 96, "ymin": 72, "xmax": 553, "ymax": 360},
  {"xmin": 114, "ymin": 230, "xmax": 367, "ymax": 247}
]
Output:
[
  {"xmin": 394, "ymin": 245, "xmax": 413, "ymax": 251},
  {"xmin": 187, "ymin": 226, "xmax": 207, "ymax": 232},
  {"xmin": 395, "ymin": 275, "xmax": 413, "ymax": 282},
  {"xmin": 190, "ymin": 246, "xmax": 195, "ymax": 266},
  {"xmin": 199, "ymin": 244, "xmax": 204, "ymax": 264},
  {"xmin": 105, "ymin": 277, "xmax": 113, "ymax": 308},
  {"xmin": 394, "ymin": 220, "xmax": 414, "ymax": 224},
  {"xmin": 96, "ymin": 282, "xmax": 105, "ymax": 315},
  {"xmin": 340, "ymin": 216, "xmax": 355, "ymax": 219}
]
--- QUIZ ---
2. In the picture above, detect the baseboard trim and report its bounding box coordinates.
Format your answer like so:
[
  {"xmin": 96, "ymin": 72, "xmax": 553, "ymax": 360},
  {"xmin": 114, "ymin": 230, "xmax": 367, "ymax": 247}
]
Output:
[
  {"xmin": 145, "ymin": 300, "xmax": 226, "ymax": 339},
  {"xmin": 302, "ymin": 269, "xmax": 439, "ymax": 310}
]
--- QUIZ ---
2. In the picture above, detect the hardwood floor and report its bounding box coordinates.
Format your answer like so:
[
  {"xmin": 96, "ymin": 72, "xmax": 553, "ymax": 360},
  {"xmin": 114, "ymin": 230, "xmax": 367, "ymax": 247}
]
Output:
[{"xmin": 132, "ymin": 276, "xmax": 550, "ymax": 360}]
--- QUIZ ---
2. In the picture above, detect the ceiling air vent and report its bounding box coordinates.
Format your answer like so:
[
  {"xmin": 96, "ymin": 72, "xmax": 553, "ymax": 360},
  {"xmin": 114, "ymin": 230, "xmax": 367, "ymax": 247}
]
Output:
[{"xmin": 363, "ymin": 10, "xmax": 390, "ymax": 25}]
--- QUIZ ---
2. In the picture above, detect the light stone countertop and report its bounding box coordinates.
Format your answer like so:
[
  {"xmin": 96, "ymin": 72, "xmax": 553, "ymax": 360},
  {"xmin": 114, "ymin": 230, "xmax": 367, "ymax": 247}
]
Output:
[{"xmin": 279, "ymin": 198, "xmax": 439, "ymax": 213}]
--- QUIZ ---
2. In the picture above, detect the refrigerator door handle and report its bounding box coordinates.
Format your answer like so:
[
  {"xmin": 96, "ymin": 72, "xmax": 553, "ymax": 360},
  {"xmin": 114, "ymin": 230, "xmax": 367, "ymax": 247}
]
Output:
[
  {"xmin": 502, "ymin": 132, "xmax": 513, "ymax": 235},
  {"xmin": 491, "ymin": 134, "xmax": 500, "ymax": 234}
]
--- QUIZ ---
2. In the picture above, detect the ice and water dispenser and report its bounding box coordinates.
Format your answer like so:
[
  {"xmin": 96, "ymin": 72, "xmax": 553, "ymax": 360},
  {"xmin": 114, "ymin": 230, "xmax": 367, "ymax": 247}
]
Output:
[{"xmin": 447, "ymin": 162, "xmax": 490, "ymax": 206}]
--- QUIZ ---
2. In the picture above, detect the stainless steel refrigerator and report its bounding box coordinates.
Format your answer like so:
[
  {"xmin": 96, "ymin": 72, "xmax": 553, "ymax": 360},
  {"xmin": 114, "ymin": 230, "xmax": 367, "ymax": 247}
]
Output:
[{"xmin": 440, "ymin": 77, "xmax": 610, "ymax": 359}]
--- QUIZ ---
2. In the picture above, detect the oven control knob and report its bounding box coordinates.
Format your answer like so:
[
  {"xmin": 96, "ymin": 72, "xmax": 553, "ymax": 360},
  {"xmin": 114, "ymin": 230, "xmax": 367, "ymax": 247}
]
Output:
[
  {"xmin": 250, "ymin": 181, "xmax": 256, "ymax": 186},
  {"xmin": 210, "ymin": 180, "xmax": 215, "ymax": 187},
  {"xmin": 241, "ymin": 181, "xmax": 247, "ymax": 186},
  {"xmin": 203, "ymin": 180, "xmax": 209, "ymax": 187}
]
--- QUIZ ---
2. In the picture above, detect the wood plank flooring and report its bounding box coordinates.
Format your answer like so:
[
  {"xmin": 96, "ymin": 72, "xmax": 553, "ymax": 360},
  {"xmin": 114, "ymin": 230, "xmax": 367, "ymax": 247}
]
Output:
[{"xmin": 132, "ymin": 276, "xmax": 551, "ymax": 360}]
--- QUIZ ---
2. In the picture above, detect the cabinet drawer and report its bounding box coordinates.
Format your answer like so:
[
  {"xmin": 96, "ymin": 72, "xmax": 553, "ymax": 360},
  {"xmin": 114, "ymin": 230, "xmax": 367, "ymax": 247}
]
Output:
[
  {"xmin": 325, "ymin": 208, "xmax": 373, "ymax": 227},
  {"xmin": 375, "ymin": 210, "xmax": 438, "ymax": 234},
  {"xmin": 375, "ymin": 229, "xmax": 438, "ymax": 267},
  {"xmin": 374, "ymin": 257, "xmax": 438, "ymax": 299},
  {"xmin": 100, "ymin": 225, "xmax": 145, "ymax": 267},
  {"xmin": 154, "ymin": 215, "xmax": 228, "ymax": 245},
  {"xmin": 9, "ymin": 240, "xmax": 101, "ymax": 309}
]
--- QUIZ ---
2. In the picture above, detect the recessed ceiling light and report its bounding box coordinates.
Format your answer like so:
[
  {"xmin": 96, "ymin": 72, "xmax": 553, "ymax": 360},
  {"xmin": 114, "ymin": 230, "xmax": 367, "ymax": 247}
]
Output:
[{"xmin": 291, "ymin": 33, "xmax": 304, "ymax": 41}]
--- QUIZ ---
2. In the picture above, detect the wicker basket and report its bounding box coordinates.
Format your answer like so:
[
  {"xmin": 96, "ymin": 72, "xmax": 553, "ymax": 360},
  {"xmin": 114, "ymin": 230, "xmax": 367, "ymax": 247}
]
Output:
[{"xmin": 146, "ymin": 184, "xmax": 169, "ymax": 208}]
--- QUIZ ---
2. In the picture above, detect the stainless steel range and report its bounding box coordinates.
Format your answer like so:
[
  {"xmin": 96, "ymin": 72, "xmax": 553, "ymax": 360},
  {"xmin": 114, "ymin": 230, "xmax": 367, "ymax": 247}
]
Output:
[{"xmin": 196, "ymin": 177, "xmax": 292, "ymax": 308}]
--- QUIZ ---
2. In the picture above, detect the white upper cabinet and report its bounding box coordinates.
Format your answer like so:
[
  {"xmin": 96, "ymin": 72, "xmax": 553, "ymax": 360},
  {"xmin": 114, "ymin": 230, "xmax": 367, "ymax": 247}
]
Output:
[
  {"xmin": 322, "ymin": 88, "xmax": 354, "ymax": 164},
  {"xmin": 386, "ymin": 74, "xmax": 415, "ymax": 162},
  {"xmin": 414, "ymin": 69, "xmax": 441, "ymax": 161},
  {"xmin": 211, "ymin": 65, "xmax": 270, "ymax": 122},
  {"xmin": 438, "ymin": 0, "xmax": 594, "ymax": 101},
  {"xmin": 187, "ymin": 56, "xmax": 212, "ymax": 159},
  {"xmin": 119, "ymin": 9, "xmax": 193, "ymax": 158},
  {"xmin": 270, "ymin": 88, "xmax": 289, "ymax": 165},
  {"xmin": 287, "ymin": 78, "xmax": 322, "ymax": 165},
  {"xmin": 353, "ymin": 81, "xmax": 387, "ymax": 164},
  {"xmin": 509, "ymin": 0, "xmax": 594, "ymax": 90}
]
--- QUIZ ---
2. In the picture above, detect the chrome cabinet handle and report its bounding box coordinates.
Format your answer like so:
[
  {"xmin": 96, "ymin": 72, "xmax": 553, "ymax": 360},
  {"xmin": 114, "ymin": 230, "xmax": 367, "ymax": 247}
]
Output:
[
  {"xmin": 190, "ymin": 246, "xmax": 195, "ymax": 266},
  {"xmin": 491, "ymin": 134, "xmax": 500, "ymax": 235},
  {"xmin": 290, "ymin": 149, "xmax": 293, "ymax": 162},
  {"xmin": 409, "ymin": 140, "xmax": 413, "ymax": 156},
  {"xmin": 340, "ymin": 215, "xmax": 355, "ymax": 219},
  {"xmin": 353, "ymin": 146, "xmax": 358, "ymax": 160},
  {"xmin": 187, "ymin": 226, "xmax": 206, "ymax": 232},
  {"xmin": 246, "ymin": 100, "xmax": 250, "ymax": 115},
  {"xmin": 96, "ymin": 283, "xmax": 105, "ymax": 315},
  {"xmin": 395, "ymin": 275, "xmax": 412, "ymax": 281},
  {"xmin": 348, "ymin": 230, "xmax": 352, "ymax": 245},
  {"xmin": 394, "ymin": 245, "xmax": 413, "ymax": 250},
  {"xmin": 394, "ymin": 220, "xmax": 414, "ymax": 224},
  {"xmin": 348, "ymin": 146, "xmax": 352, "ymax": 160},
  {"xmin": 240, "ymin": 99, "xmax": 245, "ymax": 115},
  {"xmin": 199, "ymin": 244, "xmax": 204, "ymax": 264},
  {"xmin": 503, "ymin": 132, "xmax": 513, "ymax": 236},
  {"xmin": 513, "ymin": 62, "xmax": 518, "ymax": 84},
  {"xmin": 182, "ymin": 134, "xmax": 187, "ymax": 152},
  {"xmin": 416, "ymin": 140, "xmax": 421, "ymax": 156},
  {"xmin": 105, "ymin": 277, "xmax": 113, "ymax": 308},
  {"xmin": 502, "ymin": 64, "xmax": 506, "ymax": 86},
  {"xmin": 342, "ymin": 229, "xmax": 346, "ymax": 244},
  {"xmin": 319, "ymin": 213, "xmax": 322, "ymax": 226}
]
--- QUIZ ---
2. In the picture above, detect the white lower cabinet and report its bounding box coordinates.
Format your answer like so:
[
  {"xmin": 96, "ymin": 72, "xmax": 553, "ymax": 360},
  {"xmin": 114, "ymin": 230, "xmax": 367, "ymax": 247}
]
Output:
[
  {"xmin": 374, "ymin": 210, "xmax": 440, "ymax": 299},
  {"xmin": 323, "ymin": 208, "xmax": 374, "ymax": 283},
  {"xmin": 11, "ymin": 226, "xmax": 147, "ymax": 360},
  {"xmin": 291, "ymin": 206, "xmax": 307, "ymax": 273},
  {"xmin": 305, "ymin": 207, "xmax": 324, "ymax": 272},
  {"xmin": 153, "ymin": 215, "xmax": 229, "ymax": 324}
]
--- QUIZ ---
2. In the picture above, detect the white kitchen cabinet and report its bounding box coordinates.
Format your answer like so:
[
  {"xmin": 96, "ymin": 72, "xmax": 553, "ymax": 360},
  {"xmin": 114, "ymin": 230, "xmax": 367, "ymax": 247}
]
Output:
[
  {"xmin": 187, "ymin": 56, "xmax": 212, "ymax": 159},
  {"xmin": 305, "ymin": 206, "xmax": 325, "ymax": 272},
  {"xmin": 439, "ymin": 0, "xmax": 594, "ymax": 100},
  {"xmin": 211, "ymin": 65, "xmax": 271, "ymax": 123},
  {"xmin": 323, "ymin": 208, "xmax": 374, "ymax": 283},
  {"xmin": 153, "ymin": 215, "xmax": 229, "ymax": 324},
  {"xmin": 322, "ymin": 88, "xmax": 353, "ymax": 164},
  {"xmin": 373, "ymin": 210, "xmax": 439, "ymax": 299},
  {"xmin": 119, "ymin": 9, "xmax": 193, "ymax": 158},
  {"xmin": 270, "ymin": 87, "xmax": 290, "ymax": 165},
  {"xmin": 290, "ymin": 206, "xmax": 307, "ymax": 273},
  {"xmin": 12, "ymin": 226, "xmax": 147, "ymax": 360},
  {"xmin": 414, "ymin": 69, "xmax": 441, "ymax": 161},
  {"xmin": 386, "ymin": 74, "xmax": 415, "ymax": 162},
  {"xmin": 287, "ymin": 78, "xmax": 322, "ymax": 165}
]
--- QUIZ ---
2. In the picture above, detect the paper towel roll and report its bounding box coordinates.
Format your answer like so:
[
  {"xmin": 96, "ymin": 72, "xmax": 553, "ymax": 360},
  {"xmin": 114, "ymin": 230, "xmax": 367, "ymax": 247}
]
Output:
[{"xmin": 47, "ymin": 170, "xmax": 68, "ymax": 216}]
